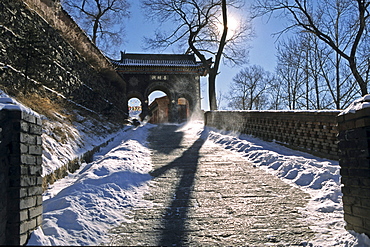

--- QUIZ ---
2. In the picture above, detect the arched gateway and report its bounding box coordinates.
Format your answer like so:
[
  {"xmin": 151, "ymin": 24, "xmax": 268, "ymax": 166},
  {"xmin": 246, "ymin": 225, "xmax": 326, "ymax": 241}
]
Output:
[{"xmin": 111, "ymin": 52, "xmax": 206, "ymax": 123}]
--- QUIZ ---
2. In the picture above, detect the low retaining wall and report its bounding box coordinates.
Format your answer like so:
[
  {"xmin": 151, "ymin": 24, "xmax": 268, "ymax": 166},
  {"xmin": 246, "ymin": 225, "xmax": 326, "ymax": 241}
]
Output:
[
  {"xmin": 42, "ymin": 135, "xmax": 118, "ymax": 191},
  {"xmin": 204, "ymin": 110, "xmax": 341, "ymax": 160},
  {"xmin": 0, "ymin": 103, "xmax": 43, "ymax": 245}
]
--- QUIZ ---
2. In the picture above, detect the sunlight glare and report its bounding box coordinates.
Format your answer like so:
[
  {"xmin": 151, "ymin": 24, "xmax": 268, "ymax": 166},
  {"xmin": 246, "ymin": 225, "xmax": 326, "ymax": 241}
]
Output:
[{"xmin": 217, "ymin": 14, "xmax": 239, "ymax": 38}]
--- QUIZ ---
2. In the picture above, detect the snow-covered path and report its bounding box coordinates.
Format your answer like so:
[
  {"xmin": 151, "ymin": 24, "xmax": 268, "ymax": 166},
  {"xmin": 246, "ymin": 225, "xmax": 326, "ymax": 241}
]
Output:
[{"xmin": 28, "ymin": 121, "xmax": 370, "ymax": 246}]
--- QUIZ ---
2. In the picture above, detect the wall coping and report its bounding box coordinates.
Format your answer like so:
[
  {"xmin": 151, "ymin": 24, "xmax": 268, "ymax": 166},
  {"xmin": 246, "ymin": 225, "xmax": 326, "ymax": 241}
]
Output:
[{"xmin": 208, "ymin": 110, "xmax": 342, "ymax": 114}]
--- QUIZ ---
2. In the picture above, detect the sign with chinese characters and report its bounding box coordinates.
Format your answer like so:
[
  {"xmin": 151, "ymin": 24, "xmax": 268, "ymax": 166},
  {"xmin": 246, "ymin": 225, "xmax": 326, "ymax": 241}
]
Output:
[{"xmin": 150, "ymin": 75, "xmax": 168, "ymax": 81}]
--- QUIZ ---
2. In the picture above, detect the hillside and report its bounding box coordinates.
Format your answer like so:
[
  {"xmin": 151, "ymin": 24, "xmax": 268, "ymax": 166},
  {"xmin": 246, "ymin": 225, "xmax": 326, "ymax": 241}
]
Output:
[{"xmin": 0, "ymin": 89, "xmax": 129, "ymax": 189}]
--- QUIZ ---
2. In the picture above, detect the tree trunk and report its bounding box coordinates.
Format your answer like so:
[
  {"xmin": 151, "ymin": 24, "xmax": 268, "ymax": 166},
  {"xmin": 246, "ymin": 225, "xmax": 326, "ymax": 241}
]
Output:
[
  {"xmin": 208, "ymin": 70, "xmax": 218, "ymax": 110},
  {"xmin": 335, "ymin": 52, "xmax": 340, "ymax": 109},
  {"xmin": 349, "ymin": 57, "xmax": 368, "ymax": 95},
  {"xmin": 92, "ymin": 19, "xmax": 99, "ymax": 44}
]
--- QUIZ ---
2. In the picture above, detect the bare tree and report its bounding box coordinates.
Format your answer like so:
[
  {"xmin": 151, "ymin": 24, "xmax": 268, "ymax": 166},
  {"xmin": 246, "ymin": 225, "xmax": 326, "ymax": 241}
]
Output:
[
  {"xmin": 227, "ymin": 65, "xmax": 272, "ymax": 110},
  {"xmin": 142, "ymin": 0, "xmax": 253, "ymax": 110},
  {"xmin": 276, "ymin": 37, "xmax": 306, "ymax": 109},
  {"xmin": 62, "ymin": 0, "xmax": 130, "ymax": 55},
  {"xmin": 253, "ymin": 0, "xmax": 370, "ymax": 96}
]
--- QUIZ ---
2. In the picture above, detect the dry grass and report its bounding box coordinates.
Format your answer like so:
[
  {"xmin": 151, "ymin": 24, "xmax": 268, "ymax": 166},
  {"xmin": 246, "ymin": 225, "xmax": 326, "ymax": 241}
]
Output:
[{"xmin": 17, "ymin": 92, "xmax": 76, "ymax": 122}]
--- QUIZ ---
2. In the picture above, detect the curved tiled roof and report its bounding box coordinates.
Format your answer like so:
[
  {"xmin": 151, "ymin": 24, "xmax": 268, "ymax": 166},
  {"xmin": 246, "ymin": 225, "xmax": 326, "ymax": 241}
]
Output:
[
  {"xmin": 111, "ymin": 58, "xmax": 202, "ymax": 67},
  {"xmin": 110, "ymin": 52, "xmax": 207, "ymax": 75}
]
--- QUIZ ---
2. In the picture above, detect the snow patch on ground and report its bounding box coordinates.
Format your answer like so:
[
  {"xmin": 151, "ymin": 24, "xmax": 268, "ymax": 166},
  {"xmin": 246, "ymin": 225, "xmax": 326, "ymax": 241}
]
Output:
[
  {"xmin": 41, "ymin": 113, "xmax": 126, "ymax": 177},
  {"xmin": 28, "ymin": 124, "xmax": 155, "ymax": 246}
]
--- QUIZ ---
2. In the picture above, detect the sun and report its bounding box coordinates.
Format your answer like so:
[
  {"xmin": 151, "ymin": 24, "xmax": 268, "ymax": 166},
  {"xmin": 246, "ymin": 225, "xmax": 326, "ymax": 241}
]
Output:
[{"xmin": 216, "ymin": 14, "xmax": 240, "ymax": 38}]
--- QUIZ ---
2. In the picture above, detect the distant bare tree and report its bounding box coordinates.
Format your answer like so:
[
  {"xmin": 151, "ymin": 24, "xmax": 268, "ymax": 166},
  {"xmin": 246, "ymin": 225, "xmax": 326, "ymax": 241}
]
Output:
[
  {"xmin": 62, "ymin": 0, "xmax": 130, "ymax": 55},
  {"xmin": 266, "ymin": 75, "xmax": 283, "ymax": 110},
  {"xmin": 253, "ymin": 0, "xmax": 370, "ymax": 96},
  {"xmin": 276, "ymin": 32, "xmax": 360, "ymax": 110},
  {"xmin": 142, "ymin": 0, "xmax": 253, "ymax": 110},
  {"xmin": 227, "ymin": 65, "xmax": 273, "ymax": 110},
  {"xmin": 276, "ymin": 37, "xmax": 306, "ymax": 110}
]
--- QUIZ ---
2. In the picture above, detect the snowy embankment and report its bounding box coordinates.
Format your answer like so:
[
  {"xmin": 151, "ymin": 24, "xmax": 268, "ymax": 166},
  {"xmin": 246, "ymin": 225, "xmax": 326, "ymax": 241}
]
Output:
[
  {"xmin": 41, "ymin": 108, "xmax": 125, "ymax": 177},
  {"xmin": 28, "ymin": 124, "xmax": 155, "ymax": 246},
  {"xmin": 201, "ymin": 124, "xmax": 370, "ymax": 246}
]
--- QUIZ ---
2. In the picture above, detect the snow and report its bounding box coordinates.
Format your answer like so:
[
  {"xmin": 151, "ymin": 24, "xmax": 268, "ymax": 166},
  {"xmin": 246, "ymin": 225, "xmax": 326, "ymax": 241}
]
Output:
[
  {"xmin": 339, "ymin": 94, "xmax": 370, "ymax": 115},
  {"xmin": 28, "ymin": 124, "xmax": 155, "ymax": 246},
  {"xmin": 25, "ymin": 120, "xmax": 370, "ymax": 246},
  {"xmin": 0, "ymin": 91, "xmax": 40, "ymax": 117},
  {"xmin": 41, "ymin": 113, "xmax": 127, "ymax": 177}
]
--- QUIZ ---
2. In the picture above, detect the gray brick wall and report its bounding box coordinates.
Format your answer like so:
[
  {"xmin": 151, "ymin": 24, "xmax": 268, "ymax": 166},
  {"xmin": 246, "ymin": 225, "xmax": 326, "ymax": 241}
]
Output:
[
  {"xmin": 204, "ymin": 111, "xmax": 340, "ymax": 160},
  {"xmin": 0, "ymin": 0, "xmax": 127, "ymax": 120},
  {"xmin": 0, "ymin": 106, "xmax": 43, "ymax": 245},
  {"xmin": 337, "ymin": 108, "xmax": 370, "ymax": 236}
]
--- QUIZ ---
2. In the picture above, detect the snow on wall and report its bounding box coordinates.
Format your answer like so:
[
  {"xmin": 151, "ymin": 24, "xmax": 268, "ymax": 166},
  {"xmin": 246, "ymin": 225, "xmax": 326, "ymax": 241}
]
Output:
[{"xmin": 205, "ymin": 110, "xmax": 340, "ymax": 159}]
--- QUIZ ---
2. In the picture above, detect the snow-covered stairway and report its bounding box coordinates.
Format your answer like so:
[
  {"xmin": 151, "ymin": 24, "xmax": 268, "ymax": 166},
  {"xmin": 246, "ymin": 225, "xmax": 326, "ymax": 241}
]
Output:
[{"xmin": 107, "ymin": 123, "xmax": 314, "ymax": 246}]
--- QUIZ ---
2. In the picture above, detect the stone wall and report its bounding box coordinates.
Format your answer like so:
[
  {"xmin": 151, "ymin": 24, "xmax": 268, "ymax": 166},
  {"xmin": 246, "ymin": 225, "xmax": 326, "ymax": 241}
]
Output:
[
  {"xmin": 0, "ymin": 0, "xmax": 127, "ymax": 119},
  {"xmin": 337, "ymin": 106, "xmax": 370, "ymax": 236},
  {"xmin": 0, "ymin": 103, "xmax": 43, "ymax": 245},
  {"xmin": 204, "ymin": 110, "xmax": 341, "ymax": 160}
]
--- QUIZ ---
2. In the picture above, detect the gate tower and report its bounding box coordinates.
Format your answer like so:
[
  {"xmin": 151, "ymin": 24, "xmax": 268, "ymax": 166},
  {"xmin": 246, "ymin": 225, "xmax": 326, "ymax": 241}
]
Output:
[{"xmin": 111, "ymin": 52, "xmax": 206, "ymax": 122}]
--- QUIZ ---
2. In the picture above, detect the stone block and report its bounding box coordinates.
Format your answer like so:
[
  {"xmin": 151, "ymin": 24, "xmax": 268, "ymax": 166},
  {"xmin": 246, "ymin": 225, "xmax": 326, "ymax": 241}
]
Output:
[
  {"xmin": 341, "ymin": 176, "xmax": 360, "ymax": 187},
  {"xmin": 343, "ymin": 205, "xmax": 352, "ymax": 214},
  {"xmin": 359, "ymin": 178, "xmax": 370, "ymax": 187},
  {"xmin": 29, "ymin": 205, "xmax": 42, "ymax": 219},
  {"xmin": 21, "ymin": 166, "xmax": 28, "ymax": 175},
  {"xmin": 36, "ymin": 117, "xmax": 42, "ymax": 126},
  {"xmin": 21, "ymin": 112, "xmax": 36, "ymax": 124},
  {"xmin": 353, "ymin": 206, "xmax": 370, "ymax": 220},
  {"xmin": 342, "ymin": 195, "xmax": 357, "ymax": 205},
  {"xmin": 20, "ymin": 176, "xmax": 36, "ymax": 187},
  {"xmin": 20, "ymin": 188, "xmax": 28, "ymax": 198},
  {"xmin": 34, "ymin": 155, "xmax": 42, "ymax": 166},
  {"xmin": 36, "ymin": 195, "xmax": 42, "ymax": 206},
  {"xmin": 36, "ymin": 214, "xmax": 43, "ymax": 226},
  {"xmin": 344, "ymin": 214, "xmax": 363, "ymax": 228},
  {"xmin": 338, "ymin": 120, "xmax": 356, "ymax": 131},
  {"xmin": 29, "ymin": 145, "xmax": 42, "ymax": 155},
  {"xmin": 29, "ymin": 124, "xmax": 42, "ymax": 135},
  {"xmin": 36, "ymin": 136, "xmax": 42, "ymax": 145},
  {"xmin": 349, "ymin": 168, "xmax": 370, "ymax": 178},
  {"xmin": 20, "ymin": 196, "xmax": 36, "ymax": 210},
  {"xmin": 20, "ymin": 143, "xmax": 28, "ymax": 154},
  {"xmin": 20, "ymin": 209, "xmax": 28, "ymax": 222},
  {"xmin": 20, "ymin": 122, "xmax": 29, "ymax": 133},
  {"xmin": 349, "ymin": 187, "xmax": 369, "ymax": 197},
  {"xmin": 340, "ymin": 168, "xmax": 349, "ymax": 177},
  {"xmin": 20, "ymin": 133, "xmax": 31, "ymax": 144},
  {"xmin": 28, "ymin": 186, "xmax": 42, "ymax": 196},
  {"xmin": 29, "ymin": 165, "xmax": 42, "ymax": 176},
  {"xmin": 20, "ymin": 233, "xmax": 28, "ymax": 246},
  {"xmin": 36, "ymin": 177, "xmax": 43, "ymax": 186},
  {"xmin": 364, "ymin": 219, "xmax": 370, "ymax": 232},
  {"xmin": 21, "ymin": 155, "xmax": 36, "ymax": 165},
  {"xmin": 356, "ymin": 118, "xmax": 370, "ymax": 129}
]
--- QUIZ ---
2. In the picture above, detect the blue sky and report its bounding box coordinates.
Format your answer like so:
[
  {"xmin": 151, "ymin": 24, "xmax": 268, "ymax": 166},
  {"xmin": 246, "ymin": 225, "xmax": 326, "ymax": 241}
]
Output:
[{"xmin": 118, "ymin": 1, "xmax": 288, "ymax": 110}]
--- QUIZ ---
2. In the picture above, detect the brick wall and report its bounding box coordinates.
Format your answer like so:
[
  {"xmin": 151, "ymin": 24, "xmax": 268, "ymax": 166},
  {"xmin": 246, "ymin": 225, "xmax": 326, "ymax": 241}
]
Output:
[
  {"xmin": 0, "ymin": 103, "xmax": 43, "ymax": 245},
  {"xmin": 204, "ymin": 110, "xmax": 341, "ymax": 160},
  {"xmin": 0, "ymin": 0, "xmax": 127, "ymax": 119},
  {"xmin": 337, "ymin": 107, "xmax": 370, "ymax": 236}
]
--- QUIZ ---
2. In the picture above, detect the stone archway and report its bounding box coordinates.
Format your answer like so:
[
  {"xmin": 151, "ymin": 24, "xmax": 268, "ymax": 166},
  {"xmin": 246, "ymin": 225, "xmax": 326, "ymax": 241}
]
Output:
[{"xmin": 111, "ymin": 53, "xmax": 206, "ymax": 123}]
